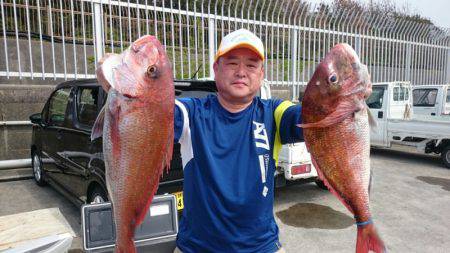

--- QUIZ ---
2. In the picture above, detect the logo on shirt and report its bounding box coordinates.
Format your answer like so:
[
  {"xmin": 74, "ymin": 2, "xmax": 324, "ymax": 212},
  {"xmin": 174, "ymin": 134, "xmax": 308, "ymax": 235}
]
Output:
[
  {"xmin": 253, "ymin": 121, "xmax": 270, "ymax": 150},
  {"xmin": 253, "ymin": 121, "xmax": 270, "ymax": 197}
]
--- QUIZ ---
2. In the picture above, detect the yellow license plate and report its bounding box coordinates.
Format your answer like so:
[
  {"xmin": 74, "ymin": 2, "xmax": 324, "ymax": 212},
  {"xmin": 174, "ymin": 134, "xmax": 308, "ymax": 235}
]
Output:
[{"xmin": 173, "ymin": 191, "xmax": 184, "ymax": 210}]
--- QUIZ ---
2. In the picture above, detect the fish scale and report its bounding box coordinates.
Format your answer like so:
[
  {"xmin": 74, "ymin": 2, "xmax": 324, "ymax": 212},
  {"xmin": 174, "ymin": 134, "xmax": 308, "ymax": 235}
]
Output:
[
  {"xmin": 299, "ymin": 43, "xmax": 386, "ymax": 253},
  {"xmin": 92, "ymin": 35, "xmax": 174, "ymax": 253}
]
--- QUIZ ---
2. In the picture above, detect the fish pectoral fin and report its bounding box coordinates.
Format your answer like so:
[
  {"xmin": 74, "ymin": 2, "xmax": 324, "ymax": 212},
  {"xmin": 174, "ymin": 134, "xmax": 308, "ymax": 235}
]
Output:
[
  {"xmin": 91, "ymin": 105, "xmax": 106, "ymax": 141},
  {"xmin": 298, "ymin": 100, "xmax": 362, "ymax": 128}
]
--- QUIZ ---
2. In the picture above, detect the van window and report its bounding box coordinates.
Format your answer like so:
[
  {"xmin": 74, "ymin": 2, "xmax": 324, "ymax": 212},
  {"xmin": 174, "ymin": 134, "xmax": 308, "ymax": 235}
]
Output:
[
  {"xmin": 413, "ymin": 89, "xmax": 438, "ymax": 107},
  {"xmin": 393, "ymin": 87, "xmax": 400, "ymax": 101},
  {"xmin": 77, "ymin": 87, "xmax": 100, "ymax": 126},
  {"xmin": 366, "ymin": 86, "xmax": 385, "ymax": 109},
  {"xmin": 47, "ymin": 88, "xmax": 71, "ymax": 126},
  {"xmin": 399, "ymin": 87, "xmax": 405, "ymax": 101}
]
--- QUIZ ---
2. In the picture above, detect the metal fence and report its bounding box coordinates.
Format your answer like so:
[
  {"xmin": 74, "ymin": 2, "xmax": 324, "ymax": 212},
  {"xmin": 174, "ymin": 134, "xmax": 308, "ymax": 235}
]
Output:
[{"xmin": 1, "ymin": 0, "xmax": 450, "ymax": 94}]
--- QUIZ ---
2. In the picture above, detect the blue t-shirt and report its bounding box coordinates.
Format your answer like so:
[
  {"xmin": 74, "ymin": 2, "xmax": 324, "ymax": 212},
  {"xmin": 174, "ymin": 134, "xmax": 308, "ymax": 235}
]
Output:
[{"xmin": 174, "ymin": 94, "xmax": 303, "ymax": 253}]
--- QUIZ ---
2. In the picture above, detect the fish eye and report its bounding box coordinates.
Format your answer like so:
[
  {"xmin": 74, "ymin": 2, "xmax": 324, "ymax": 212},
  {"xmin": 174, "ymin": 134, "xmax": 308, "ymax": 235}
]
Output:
[
  {"xmin": 328, "ymin": 74, "xmax": 338, "ymax": 84},
  {"xmin": 146, "ymin": 65, "xmax": 158, "ymax": 78}
]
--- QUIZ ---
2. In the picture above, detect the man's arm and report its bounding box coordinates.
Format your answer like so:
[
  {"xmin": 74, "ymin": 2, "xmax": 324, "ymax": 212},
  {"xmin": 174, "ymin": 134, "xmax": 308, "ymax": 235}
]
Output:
[
  {"xmin": 272, "ymin": 100, "xmax": 303, "ymax": 166},
  {"xmin": 275, "ymin": 101, "xmax": 303, "ymax": 144}
]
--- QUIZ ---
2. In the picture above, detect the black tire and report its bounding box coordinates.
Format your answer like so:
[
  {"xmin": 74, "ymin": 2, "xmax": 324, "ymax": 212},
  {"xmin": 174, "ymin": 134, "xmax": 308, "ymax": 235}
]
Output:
[
  {"xmin": 32, "ymin": 151, "xmax": 46, "ymax": 186},
  {"xmin": 442, "ymin": 145, "xmax": 450, "ymax": 169},
  {"xmin": 315, "ymin": 178, "xmax": 328, "ymax": 190},
  {"xmin": 88, "ymin": 186, "xmax": 108, "ymax": 204}
]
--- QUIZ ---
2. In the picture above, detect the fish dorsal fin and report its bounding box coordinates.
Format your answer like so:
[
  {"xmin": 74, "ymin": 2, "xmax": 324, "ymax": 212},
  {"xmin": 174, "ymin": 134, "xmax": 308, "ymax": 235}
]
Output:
[
  {"xmin": 91, "ymin": 105, "xmax": 106, "ymax": 141},
  {"xmin": 298, "ymin": 99, "xmax": 363, "ymax": 128}
]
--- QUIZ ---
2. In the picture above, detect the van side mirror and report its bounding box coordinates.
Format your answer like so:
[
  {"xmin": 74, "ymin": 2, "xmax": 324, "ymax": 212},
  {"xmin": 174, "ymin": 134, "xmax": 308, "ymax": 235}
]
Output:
[{"xmin": 30, "ymin": 113, "xmax": 43, "ymax": 124}]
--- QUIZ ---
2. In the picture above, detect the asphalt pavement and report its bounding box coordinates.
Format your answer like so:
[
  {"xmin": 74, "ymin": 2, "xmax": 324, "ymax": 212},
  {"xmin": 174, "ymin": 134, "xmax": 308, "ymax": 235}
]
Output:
[{"xmin": 1, "ymin": 147, "xmax": 449, "ymax": 252}]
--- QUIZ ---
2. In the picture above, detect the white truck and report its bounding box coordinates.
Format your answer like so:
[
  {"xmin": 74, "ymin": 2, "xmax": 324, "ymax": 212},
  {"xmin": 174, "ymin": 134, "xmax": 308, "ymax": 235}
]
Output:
[
  {"xmin": 412, "ymin": 84, "xmax": 450, "ymax": 117},
  {"xmin": 366, "ymin": 81, "xmax": 450, "ymax": 168},
  {"xmin": 260, "ymin": 81, "xmax": 324, "ymax": 189}
]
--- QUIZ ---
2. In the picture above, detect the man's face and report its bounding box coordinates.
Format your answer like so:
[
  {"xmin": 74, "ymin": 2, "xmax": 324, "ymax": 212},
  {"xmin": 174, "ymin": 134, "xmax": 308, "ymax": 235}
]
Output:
[{"xmin": 214, "ymin": 48, "xmax": 264, "ymax": 104}]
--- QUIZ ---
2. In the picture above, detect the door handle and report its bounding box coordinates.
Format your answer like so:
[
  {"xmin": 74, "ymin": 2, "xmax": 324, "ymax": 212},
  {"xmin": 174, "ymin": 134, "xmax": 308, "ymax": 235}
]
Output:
[{"xmin": 378, "ymin": 111, "xmax": 383, "ymax": 118}]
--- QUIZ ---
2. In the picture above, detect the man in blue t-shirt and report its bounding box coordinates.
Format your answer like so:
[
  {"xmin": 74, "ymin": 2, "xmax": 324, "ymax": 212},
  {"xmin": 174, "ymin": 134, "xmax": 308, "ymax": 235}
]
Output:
[{"xmin": 173, "ymin": 29, "xmax": 303, "ymax": 253}]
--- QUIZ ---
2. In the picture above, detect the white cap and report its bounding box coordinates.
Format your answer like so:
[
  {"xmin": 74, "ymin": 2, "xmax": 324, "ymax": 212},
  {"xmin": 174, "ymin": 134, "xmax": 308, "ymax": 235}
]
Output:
[{"xmin": 215, "ymin": 29, "xmax": 264, "ymax": 62}]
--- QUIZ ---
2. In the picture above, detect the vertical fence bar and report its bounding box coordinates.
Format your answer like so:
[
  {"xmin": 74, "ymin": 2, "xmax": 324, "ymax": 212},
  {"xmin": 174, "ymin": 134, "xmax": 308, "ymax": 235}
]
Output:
[
  {"xmin": 36, "ymin": 0, "xmax": 45, "ymax": 78},
  {"xmin": 208, "ymin": 18, "xmax": 215, "ymax": 78},
  {"xmin": 201, "ymin": 0, "xmax": 206, "ymax": 78},
  {"xmin": 1, "ymin": 0, "xmax": 9, "ymax": 78},
  {"xmin": 136, "ymin": 0, "xmax": 140, "ymax": 37},
  {"xmin": 307, "ymin": 6, "xmax": 313, "ymax": 81},
  {"xmin": 193, "ymin": 0, "xmax": 199, "ymax": 77},
  {"xmin": 48, "ymin": 0, "xmax": 56, "ymax": 79},
  {"xmin": 262, "ymin": 0, "xmax": 270, "ymax": 77},
  {"xmin": 405, "ymin": 43, "xmax": 412, "ymax": 82},
  {"xmin": 275, "ymin": 0, "xmax": 285, "ymax": 85},
  {"xmin": 81, "ymin": 0, "xmax": 88, "ymax": 77},
  {"xmin": 25, "ymin": 0, "xmax": 33, "ymax": 78},
  {"xmin": 109, "ymin": 0, "xmax": 114, "ymax": 52},
  {"xmin": 446, "ymin": 48, "xmax": 450, "ymax": 83},
  {"xmin": 12, "ymin": 0, "xmax": 22, "ymax": 78},
  {"xmin": 161, "ymin": 0, "xmax": 166, "ymax": 48},
  {"xmin": 126, "ymin": 0, "xmax": 131, "ymax": 43},
  {"xmin": 291, "ymin": 29, "xmax": 298, "ymax": 100},
  {"xmin": 170, "ymin": 0, "xmax": 176, "ymax": 77},
  {"xmin": 59, "ymin": 0, "xmax": 67, "ymax": 79},
  {"xmin": 186, "ymin": 0, "xmax": 191, "ymax": 77},
  {"xmin": 144, "ymin": 0, "xmax": 149, "ymax": 36},
  {"xmin": 94, "ymin": 1, "xmax": 104, "ymax": 66},
  {"xmin": 301, "ymin": 5, "xmax": 308, "ymax": 84},
  {"xmin": 178, "ymin": 0, "xmax": 184, "ymax": 78},
  {"xmin": 70, "ymin": 0, "xmax": 77, "ymax": 79}
]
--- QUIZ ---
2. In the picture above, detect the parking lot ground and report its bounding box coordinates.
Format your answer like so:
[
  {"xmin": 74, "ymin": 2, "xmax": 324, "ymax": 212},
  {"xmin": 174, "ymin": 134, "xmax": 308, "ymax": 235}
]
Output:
[{"xmin": 1, "ymin": 147, "xmax": 449, "ymax": 252}]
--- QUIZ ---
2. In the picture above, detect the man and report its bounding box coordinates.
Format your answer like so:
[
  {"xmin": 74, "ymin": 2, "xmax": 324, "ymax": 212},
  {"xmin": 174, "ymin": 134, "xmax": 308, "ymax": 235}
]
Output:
[{"xmin": 174, "ymin": 29, "xmax": 303, "ymax": 253}]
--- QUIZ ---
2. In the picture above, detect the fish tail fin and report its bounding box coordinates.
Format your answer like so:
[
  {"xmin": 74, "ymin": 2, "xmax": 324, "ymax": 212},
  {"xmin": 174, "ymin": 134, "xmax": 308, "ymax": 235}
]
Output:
[
  {"xmin": 115, "ymin": 229, "xmax": 137, "ymax": 253},
  {"xmin": 356, "ymin": 223, "xmax": 386, "ymax": 253}
]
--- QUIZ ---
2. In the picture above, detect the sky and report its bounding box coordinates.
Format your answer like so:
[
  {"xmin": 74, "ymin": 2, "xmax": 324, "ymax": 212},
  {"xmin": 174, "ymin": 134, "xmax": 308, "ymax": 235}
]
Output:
[{"xmin": 307, "ymin": 0, "xmax": 450, "ymax": 28}]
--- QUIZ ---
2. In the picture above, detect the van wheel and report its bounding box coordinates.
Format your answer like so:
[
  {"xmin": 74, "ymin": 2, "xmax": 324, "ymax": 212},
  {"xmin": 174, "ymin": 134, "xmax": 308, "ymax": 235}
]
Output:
[
  {"xmin": 442, "ymin": 146, "xmax": 450, "ymax": 169},
  {"xmin": 32, "ymin": 152, "xmax": 46, "ymax": 186},
  {"xmin": 88, "ymin": 186, "xmax": 108, "ymax": 204},
  {"xmin": 315, "ymin": 179, "xmax": 328, "ymax": 190}
]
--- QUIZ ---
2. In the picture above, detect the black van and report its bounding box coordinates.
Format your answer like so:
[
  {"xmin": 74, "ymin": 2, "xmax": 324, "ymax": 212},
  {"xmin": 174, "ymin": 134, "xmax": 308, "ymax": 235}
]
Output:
[{"xmin": 29, "ymin": 78, "xmax": 217, "ymax": 211}]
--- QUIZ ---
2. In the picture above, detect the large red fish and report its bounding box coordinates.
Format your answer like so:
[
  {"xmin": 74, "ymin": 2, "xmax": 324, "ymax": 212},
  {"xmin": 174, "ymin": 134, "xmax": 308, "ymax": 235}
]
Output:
[
  {"xmin": 91, "ymin": 35, "xmax": 174, "ymax": 253},
  {"xmin": 299, "ymin": 43, "xmax": 385, "ymax": 253}
]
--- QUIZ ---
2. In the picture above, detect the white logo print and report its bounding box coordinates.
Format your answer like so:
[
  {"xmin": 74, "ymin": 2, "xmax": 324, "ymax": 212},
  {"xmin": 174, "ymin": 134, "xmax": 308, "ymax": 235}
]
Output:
[
  {"xmin": 253, "ymin": 121, "xmax": 270, "ymax": 197},
  {"xmin": 253, "ymin": 121, "xmax": 270, "ymax": 150}
]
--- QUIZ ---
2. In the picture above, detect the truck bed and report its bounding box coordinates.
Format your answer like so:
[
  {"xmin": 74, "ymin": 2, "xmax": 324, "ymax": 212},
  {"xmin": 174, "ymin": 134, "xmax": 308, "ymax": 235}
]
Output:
[{"xmin": 387, "ymin": 118, "xmax": 450, "ymax": 140}]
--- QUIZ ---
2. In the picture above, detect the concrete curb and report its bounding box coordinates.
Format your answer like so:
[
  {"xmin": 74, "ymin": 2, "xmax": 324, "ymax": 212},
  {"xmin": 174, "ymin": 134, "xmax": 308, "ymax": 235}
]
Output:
[{"xmin": 0, "ymin": 167, "xmax": 33, "ymax": 182}]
